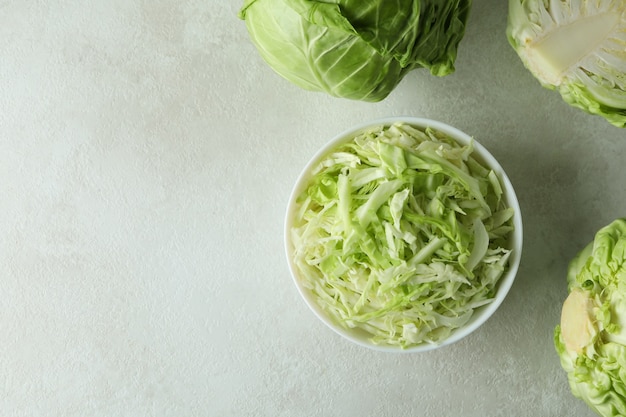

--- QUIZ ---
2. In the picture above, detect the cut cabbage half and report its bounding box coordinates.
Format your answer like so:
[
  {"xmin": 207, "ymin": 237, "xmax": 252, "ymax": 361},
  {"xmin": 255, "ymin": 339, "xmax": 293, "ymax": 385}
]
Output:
[{"xmin": 507, "ymin": 0, "xmax": 626, "ymax": 127}]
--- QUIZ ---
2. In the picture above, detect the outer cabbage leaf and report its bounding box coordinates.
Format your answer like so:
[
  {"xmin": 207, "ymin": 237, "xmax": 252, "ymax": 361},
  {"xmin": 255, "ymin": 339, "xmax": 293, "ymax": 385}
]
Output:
[
  {"xmin": 507, "ymin": 0, "xmax": 626, "ymax": 128},
  {"xmin": 239, "ymin": 0, "xmax": 471, "ymax": 102},
  {"xmin": 555, "ymin": 219, "xmax": 626, "ymax": 416}
]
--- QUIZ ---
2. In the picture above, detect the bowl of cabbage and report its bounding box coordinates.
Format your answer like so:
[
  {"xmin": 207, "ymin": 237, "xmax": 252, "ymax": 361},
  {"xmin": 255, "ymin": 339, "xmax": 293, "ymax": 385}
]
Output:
[{"xmin": 285, "ymin": 117, "xmax": 523, "ymax": 352}]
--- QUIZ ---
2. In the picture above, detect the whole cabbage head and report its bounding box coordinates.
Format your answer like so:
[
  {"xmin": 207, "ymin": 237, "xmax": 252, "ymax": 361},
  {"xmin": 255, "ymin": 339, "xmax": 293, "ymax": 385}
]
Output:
[
  {"xmin": 238, "ymin": 0, "xmax": 472, "ymax": 102},
  {"xmin": 555, "ymin": 219, "xmax": 626, "ymax": 416},
  {"xmin": 507, "ymin": 0, "xmax": 626, "ymax": 128}
]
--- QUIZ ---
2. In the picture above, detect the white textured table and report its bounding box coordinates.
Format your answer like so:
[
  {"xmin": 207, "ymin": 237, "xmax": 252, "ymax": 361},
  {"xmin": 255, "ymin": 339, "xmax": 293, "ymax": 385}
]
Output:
[{"xmin": 1, "ymin": 1, "xmax": 622, "ymax": 416}]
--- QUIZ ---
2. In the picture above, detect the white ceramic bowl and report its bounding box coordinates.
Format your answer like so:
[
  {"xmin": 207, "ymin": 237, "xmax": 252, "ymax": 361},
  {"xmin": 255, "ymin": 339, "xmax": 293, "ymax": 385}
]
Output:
[{"xmin": 284, "ymin": 117, "xmax": 523, "ymax": 353}]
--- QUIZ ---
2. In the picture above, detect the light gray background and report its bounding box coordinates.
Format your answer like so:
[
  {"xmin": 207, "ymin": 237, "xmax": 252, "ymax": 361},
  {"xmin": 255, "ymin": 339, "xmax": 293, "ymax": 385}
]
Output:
[{"xmin": 1, "ymin": 0, "xmax": 621, "ymax": 416}]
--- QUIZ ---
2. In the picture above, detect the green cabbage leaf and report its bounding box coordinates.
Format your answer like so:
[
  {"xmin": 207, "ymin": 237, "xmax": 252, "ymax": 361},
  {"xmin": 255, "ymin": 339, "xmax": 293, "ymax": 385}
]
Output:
[
  {"xmin": 238, "ymin": 0, "xmax": 471, "ymax": 102},
  {"xmin": 289, "ymin": 123, "xmax": 515, "ymax": 348},
  {"xmin": 507, "ymin": 0, "xmax": 626, "ymax": 128},
  {"xmin": 555, "ymin": 219, "xmax": 626, "ymax": 416}
]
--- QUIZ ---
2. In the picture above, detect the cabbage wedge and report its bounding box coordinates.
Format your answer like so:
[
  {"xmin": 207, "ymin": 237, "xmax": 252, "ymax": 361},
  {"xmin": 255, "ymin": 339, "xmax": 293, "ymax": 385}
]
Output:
[
  {"xmin": 507, "ymin": 0, "xmax": 626, "ymax": 127},
  {"xmin": 556, "ymin": 219, "xmax": 626, "ymax": 416}
]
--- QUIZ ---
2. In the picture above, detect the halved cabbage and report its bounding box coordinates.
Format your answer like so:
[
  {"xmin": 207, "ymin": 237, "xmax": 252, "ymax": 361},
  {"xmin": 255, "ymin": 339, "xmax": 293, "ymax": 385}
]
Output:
[
  {"xmin": 507, "ymin": 0, "xmax": 626, "ymax": 127},
  {"xmin": 556, "ymin": 219, "xmax": 626, "ymax": 416}
]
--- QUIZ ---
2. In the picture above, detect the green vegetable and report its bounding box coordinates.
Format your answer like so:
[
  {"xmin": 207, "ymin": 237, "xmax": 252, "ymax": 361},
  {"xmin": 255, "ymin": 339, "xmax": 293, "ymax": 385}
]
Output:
[
  {"xmin": 507, "ymin": 0, "xmax": 626, "ymax": 128},
  {"xmin": 555, "ymin": 219, "xmax": 626, "ymax": 416},
  {"xmin": 289, "ymin": 123, "xmax": 515, "ymax": 348},
  {"xmin": 238, "ymin": 0, "xmax": 471, "ymax": 102}
]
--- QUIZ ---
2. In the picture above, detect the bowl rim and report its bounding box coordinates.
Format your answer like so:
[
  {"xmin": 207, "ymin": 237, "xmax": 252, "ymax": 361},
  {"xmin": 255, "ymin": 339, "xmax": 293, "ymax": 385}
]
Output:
[{"xmin": 284, "ymin": 116, "xmax": 523, "ymax": 353}]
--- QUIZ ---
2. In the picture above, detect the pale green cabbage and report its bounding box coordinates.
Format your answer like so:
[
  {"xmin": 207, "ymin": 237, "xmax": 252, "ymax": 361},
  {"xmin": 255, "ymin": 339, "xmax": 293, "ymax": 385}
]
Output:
[
  {"xmin": 507, "ymin": 0, "xmax": 626, "ymax": 128},
  {"xmin": 555, "ymin": 219, "xmax": 626, "ymax": 416},
  {"xmin": 289, "ymin": 123, "xmax": 515, "ymax": 348},
  {"xmin": 238, "ymin": 0, "xmax": 471, "ymax": 102}
]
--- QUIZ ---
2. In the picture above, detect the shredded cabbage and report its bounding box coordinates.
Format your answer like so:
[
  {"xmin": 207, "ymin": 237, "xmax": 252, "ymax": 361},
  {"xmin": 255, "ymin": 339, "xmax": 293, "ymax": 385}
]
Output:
[{"xmin": 290, "ymin": 123, "xmax": 515, "ymax": 348}]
